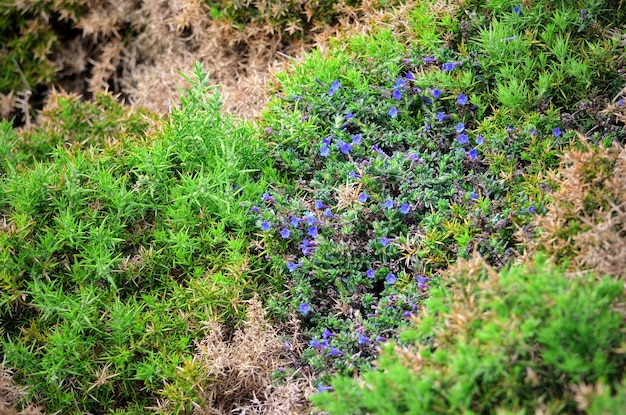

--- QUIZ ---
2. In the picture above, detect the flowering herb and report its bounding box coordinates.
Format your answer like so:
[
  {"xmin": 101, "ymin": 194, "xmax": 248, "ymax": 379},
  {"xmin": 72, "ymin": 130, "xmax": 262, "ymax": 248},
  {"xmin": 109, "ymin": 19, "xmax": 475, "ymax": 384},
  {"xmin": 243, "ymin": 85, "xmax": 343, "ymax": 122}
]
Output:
[
  {"xmin": 261, "ymin": 221, "xmax": 271, "ymax": 231},
  {"xmin": 552, "ymin": 127, "xmax": 562, "ymax": 137},
  {"xmin": 395, "ymin": 78, "xmax": 406, "ymax": 89},
  {"xmin": 406, "ymin": 152, "xmax": 420, "ymax": 162},
  {"xmin": 301, "ymin": 239, "xmax": 315, "ymax": 256},
  {"xmin": 359, "ymin": 192, "xmax": 370, "ymax": 203},
  {"xmin": 442, "ymin": 62, "xmax": 459, "ymax": 71},
  {"xmin": 287, "ymin": 261, "xmax": 303, "ymax": 272},
  {"xmin": 307, "ymin": 226, "xmax": 318, "ymax": 238},
  {"xmin": 315, "ymin": 200, "xmax": 327, "ymax": 209},
  {"xmin": 468, "ymin": 148, "xmax": 478, "ymax": 160},
  {"xmin": 366, "ymin": 269, "xmax": 375, "ymax": 279},
  {"xmin": 423, "ymin": 57, "xmax": 437, "ymax": 64},
  {"xmin": 337, "ymin": 138, "xmax": 352, "ymax": 155},
  {"xmin": 320, "ymin": 144, "xmax": 330, "ymax": 157},
  {"xmin": 290, "ymin": 216, "xmax": 301, "ymax": 228},
  {"xmin": 328, "ymin": 80, "xmax": 341, "ymax": 96},
  {"xmin": 432, "ymin": 89, "xmax": 441, "ymax": 99},
  {"xmin": 399, "ymin": 203, "xmax": 411, "ymax": 214},
  {"xmin": 352, "ymin": 134, "xmax": 362, "ymax": 145},
  {"xmin": 437, "ymin": 112, "xmax": 448, "ymax": 122},
  {"xmin": 280, "ymin": 228, "xmax": 291, "ymax": 239},
  {"xmin": 476, "ymin": 135, "xmax": 485, "ymax": 144},
  {"xmin": 322, "ymin": 135, "xmax": 333, "ymax": 145},
  {"xmin": 251, "ymin": 205, "xmax": 260, "ymax": 213},
  {"xmin": 405, "ymin": 71, "xmax": 416, "ymax": 80},
  {"xmin": 514, "ymin": 5, "xmax": 521, "ymax": 14},
  {"xmin": 388, "ymin": 106, "xmax": 398, "ymax": 118},
  {"xmin": 383, "ymin": 198, "xmax": 394, "ymax": 210},
  {"xmin": 455, "ymin": 122, "xmax": 465, "ymax": 133},
  {"xmin": 416, "ymin": 274, "xmax": 432, "ymax": 288},
  {"xmin": 329, "ymin": 347, "xmax": 343, "ymax": 356},
  {"xmin": 261, "ymin": 191, "xmax": 275, "ymax": 204},
  {"xmin": 392, "ymin": 89, "xmax": 402, "ymax": 100},
  {"xmin": 344, "ymin": 112, "xmax": 355, "ymax": 119},
  {"xmin": 386, "ymin": 273, "xmax": 397, "ymax": 284},
  {"xmin": 324, "ymin": 208, "xmax": 336, "ymax": 218},
  {"xmin": 457, "ymin": 133, "xmax": 469, "ymax": 145},
  {"xmin": 457, "ymin": 94, "xmax": 469, "ymax": 106},
  {"xmin": 528, "ymin": 205, "xmax": 537, "ymax": 214},
  {"xmin": 381, "ymin": 237, "xmax": 391, "ymax": 247},
  {"xmin": 348, "ymin": 170, "xmax": 361, "ymax": 179},
  {"xmin": 299, "ymin": 303, "xmax": 311, "ymax": 315}
]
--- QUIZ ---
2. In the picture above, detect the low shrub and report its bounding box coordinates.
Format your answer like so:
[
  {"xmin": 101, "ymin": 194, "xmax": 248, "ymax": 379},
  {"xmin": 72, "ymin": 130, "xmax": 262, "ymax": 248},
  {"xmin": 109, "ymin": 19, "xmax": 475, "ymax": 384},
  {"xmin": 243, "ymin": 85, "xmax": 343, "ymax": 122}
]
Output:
[{"xmin": 311, "ymin": 255, "xmax": 626, "ymax": 414}]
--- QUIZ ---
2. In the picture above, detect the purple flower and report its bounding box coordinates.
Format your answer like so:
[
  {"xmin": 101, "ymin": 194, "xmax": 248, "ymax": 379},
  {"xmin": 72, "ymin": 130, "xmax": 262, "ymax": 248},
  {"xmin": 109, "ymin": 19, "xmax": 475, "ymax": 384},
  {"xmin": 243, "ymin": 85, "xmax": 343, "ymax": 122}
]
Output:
[
  {"xmin": 432, "ymin": 89, "xmax": 441, "ymax": 99},
  {"xmin": 470, "ymin": 191, "xmax": 479, "ymax": 200},
  {"xmin": 280, "ymin": 228, "xmax": 291, "ymax": 239},
  {"xmin": 383, "ymin": 198, "xmax": 394, "ymax": 210},
  {"xmin": 552, "ymin": 127, "xmax": 562, "ymax": 137},
  {"xmin": 307, "ymin": 226, "xmax": 318, "ymax": 238},
  {"xmin": 468, "ymin": 148, "xmax": 478, "ymax": 160},
  {"xmin": 405, "ymin": 71, "xmax": 416, "ymax": 80},
  {"xmin": 348, "ymin": 170, "xmax": 361, "ymax": 179},
  {"xmin": 528, "ymin": 205, "xmax": 537, "ymax": 214},
  {"xmin": 399, "ymin": 203, "xmax": 411, "ymax": 214},
  {"xmin": 423, "ymin": 97, "xmax": 432, "ymax": 105},
  {"xmin": 423, "ymin": 57, "xmax": 437, "ymax": 64},
  {"xmin": 406, "ymin": 152, "xmax": 420, "ymax": 162},
  {"xmin": 366, "ymin": 269, "xmax": 375, "ymax": 279},
  {"xmin": 305, "ymin": 212, "xmax": 316, "ymax": 225},
  {"xmin": 262, "ymin": 191, "xmax": 275, "ymax": 204},
  {"xmin": 381, "ymin": 237, "xmax": 391, "ymax": 247},
  {"xmin": 338, "ymin": 138, "xmax": 352, "ymax": 155},
  {"xmin": 310, "ymin": 338, "xmax": 327, "ymax": 348},
  {"xmin": 358, "ymin": 333, "xmax": 369, "ymax": 344},
  {"xmin": 264, "ymin": 127, "xmax": 273, "ymax": 134},
  {"xmin": 251, "ymin": 205, "xmax": 260, "ymax": 213},
  {"xmin": 317, "ymin": 384, "xmax": 333, "ymax": 393},
  {"xmin": 329, "ymin": 347, "xmax": 343, "ymax": 356},
  {"xmin": 299, "ymin": 303, "xmax": 311, "ymax": 315},
  {"xmin": 388, "ymin": 106, "xmax": 398, "ymax": 118},
  {"xmin": 320, "ymin": 144, "xmax": 330, "ymax": 157},
  {"xmin": 404, "ymin": 311, "xmax": 412, "ymax": 317},
  {"xmin": 416, "ymin": 274, "xmax": 431, "ymax": 288},
  {"xmin": 457, "ymin": 94, "xmax": 469, "ymax": 106},
  {"xmin": 261, "ymin": 221, "xmax": 271, "ymax": 231},
  {"xmin": 514, "ymin": 5, "xmax": 521, "ymax": 14},
  {"xmin": 323, "ymin": 135, "xmax": 334, "ymax": 145},
  {"xmin": 315, "ymin": 200, "xmax": 327, "ymax": 209},
  {"xmin": 290, "ymin": 216, "xmax": 301, "ymax": 228},
  {"xmin": 618, "ymin": 98, "xmax": 624, "ymax": 107},
  {"xmin": 324, "ymin": 208, "xmax": 336, "ymax": 219},
  {"xmin": 352, "ymin": 134, "xmax": 362, "ymax": 145},
  {"xmin": 457, "ymin": 133, "xmax": 469, "ymax": 145},
  {"xmin": 476, "ymin": 135, "xmax": 485, "ymax": 144},
  {"xmin": 301, "ymin": 239, "xmax": 314, "ymax": 256},
  {"xmin": 424, "ymin": 123, "xmax": 431, "ymax": 131},
  {"xmin": 322, "ymin": 328, "xmax": 333, "ymax": 339},
  {"xmin": 455, "ymin": 122, "xmax": 465, "ymax": 133},
  {"xmin": 359, "ymin": 192, "xmax": 370, "ymax": 203},
  {"xmin": 395, "ymin": 78, "xmax": 406, "ymax": 89},
  {"xmin": 287, "ymin": 261, "xmax": 303, "ymax": 272},
  {"xmin": 437, "ymin": 111, "xmax": 448, "ymax": 122},
  {"xmin": 392, "ymin": 88, "xmax": 402, "ymax": 100},
  {"xmin": 328, "ymin": 80, "xmax": 341, "ymax": 96},
  {"xmin": 386, "ymin": 273, "xmax": 397, "ymax": 284},
  {"xmin": 344, "ymin": 112, "xmax": 355, "ymax": 119}
]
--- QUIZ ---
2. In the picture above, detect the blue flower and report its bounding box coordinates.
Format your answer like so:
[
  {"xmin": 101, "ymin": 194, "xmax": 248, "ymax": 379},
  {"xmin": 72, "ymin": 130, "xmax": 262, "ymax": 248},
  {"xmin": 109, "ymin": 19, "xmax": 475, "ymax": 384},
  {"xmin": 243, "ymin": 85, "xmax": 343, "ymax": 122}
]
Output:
[
  {"xmin": 251, "ymin": 205, "xmax": 260, "ymax": 213},
  {"xmin": 307, "ymin": 226, "xmax": 318, "ymax": 238},
  {"xmin": 423, "ymin": 57, "xmax": 437, "ymax": 64},
  {"xmin": 618, "ymin": 98, "xmax": 624, "ymax": 107},
  {"xmin": 405, "ymin": 71, "xmax": 416, "ymax": 80},
  {"xmin": 388, "ymin": 106, "xmax": 398, "ymax": 118},
  {"xmin": 470, "ymin": 191, "xmax": 479, "ymax": 200},
  {"xmin": 386, "ymin": 273, "xmax": 397, "ymax": 284},
  {"xmin": 476, "ymin": 135, "xmax": 485, "ymax": 144},
  {"xmin": 442, "ymin": 62, "xmax": 456, "ymax": 72},
  {"xmin": 395, "ymin": 78, "xmax": 406, "ymax": 88},
  {"xmin": 528, "ymin": 205, "xmax": 537, "ymax": 214},
  {"xmin": 358, "ymin": 333, "xmax": 369, "ymax": 344},
  {"xmin": 359, "ymin": 192, "xmax": 370, "ymax": 203},
  {"xmin": 366, "ymin": 269, "xmax": 375, "ymax": 279},
  {"xmin": 437, "ymin": 111, "xmax": 447, "ymax": 122},
  {"xmin": 261, "ymin": 221, "xmax": 271, "ymax": 231},
  {"xmin": 552, "ymin": 127, "xmax": 562, "ymax": 137},
  {"xmin": 317, "ymin": 384, "xmax": 333, "ymax": 393},
  {"xmin": 404, "ymin": 311, "xmax": 412, "ymax": 317},
  {"xmin": 344, "ymin": 112, "xmax": 355, "ymax": 119},
  {"xmin": 320, "ymin": 144, "xmax": 330, "ymax": 157},
  {"xmin": 514, "ymin": 5, "xmax": 521, "ymax": 14},
  {"xmin": 352, "ymin": 134, "xmax": 362, "ymax": 145},
  {"xmin": 287, "ymin": 261, "xmax": 303, "ymax": 272},
  {"xmin": 324, "ymin": 208, "xmax": 336, "ymax": 219},
  {"xmin": 290, "ymin": 216, "xmax": 301, "ymax": 228},
  {"xmin": 468, "ymin": 148, "xmax": 478, "ymax": 160},
  {"xmin": 337, "ymin": 138, "xmax": 352, "ymax": 155},
  {"xmin": 328, "ymin": 80, "xmax": 341, "ymax": 96},
  {"xmin": 348, "ymin": 170, "xmax": 361, "ymax": 179},
  {"xmin": 416, "ymin": 274, "xmax": 432, "ymax": 288},
  {"xmin": 381, "ymin": 237, "xmax": 391, "ymax": 247},
  {"xmin": 329, "ymin": 347, "xmax": 343, "ymax": 356},
  {"xmin": 261, "ymin": 191, "xmax": 275, "ymax": 204},
  {"xmin": 310, "ymin": 338, "xmax": 327, "ymax": 348},
  {"xmin": 455, "ymin": 122, "xmax": 465, "ymax": 133},
  {"xmin": 406, "ymin": 152, "xmax": 420, "ymax": 162},
  {"xmin": 399, "ymin": 203, "xmax": 411, "ymax": 214},
  {"xmin": 423, "ymin": 97, "xmax": 432, "ymax": 105},
  {"xmin": 457, "ymin": 94, "xmax": 469, "ymax": 105},
  {"xmin": 301, "ymin": 239, "xmax": 315, "ymax": 256},
  {"xmin": 280, "ymin": 228, "xmax": 291, "ymax": 239},
  {"xmin": 299, "ymin": 303, "xmax": 311, "ymax": 315},
  {"xmin": 432, "ymin": 89, "xmax": 441, "ymax": 99},
  {"xmin": 383, "ymin": 198, "xmax": 394, "ymax": 210},
  {"xmin": 305, "ymin": 212, "xmax": 316, "ymax": 225},
  {"xmin": 315, "ymin": 200, "xmax": 326, "ymax": 209},
  {"xmin": 392, "ymin": 88, "xmax": 402, "ymax": 100},
  {"xmin": 457, "ymin": 133, "xmax": 469, "ymax": 145},
  {"xmin": 323, "ymin": 135, "xmax": 334, "ymax": 145}
]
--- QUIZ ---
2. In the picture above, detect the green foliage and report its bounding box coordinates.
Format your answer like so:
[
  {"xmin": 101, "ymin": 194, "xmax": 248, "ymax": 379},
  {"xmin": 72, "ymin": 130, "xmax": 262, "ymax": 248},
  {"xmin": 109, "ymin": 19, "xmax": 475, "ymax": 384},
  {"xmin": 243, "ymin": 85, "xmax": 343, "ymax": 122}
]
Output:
[
  {"xmin": 311, "ymin": 257, "xmax": 626, "ymax": 414},
  {"xmin": 0, "ymin": 63, "xmax": 271, "ymax": 413}
]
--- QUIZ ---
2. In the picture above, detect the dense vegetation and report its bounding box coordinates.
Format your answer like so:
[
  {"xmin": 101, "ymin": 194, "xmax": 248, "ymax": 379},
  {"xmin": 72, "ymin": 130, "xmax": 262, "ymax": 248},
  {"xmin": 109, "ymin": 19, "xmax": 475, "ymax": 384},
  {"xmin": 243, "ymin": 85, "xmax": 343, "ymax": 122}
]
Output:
[{"xmin": 1, "ymin": 0, "xmax": 625, "ymax": 414}]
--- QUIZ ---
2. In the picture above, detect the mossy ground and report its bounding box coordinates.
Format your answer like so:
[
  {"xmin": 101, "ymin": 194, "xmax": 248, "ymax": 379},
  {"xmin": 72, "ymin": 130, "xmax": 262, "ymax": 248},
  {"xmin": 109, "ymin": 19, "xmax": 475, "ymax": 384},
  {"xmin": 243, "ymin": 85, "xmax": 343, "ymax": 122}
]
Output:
[{"xmin": 1, "ymin": 0, "xmax": 626, "ymax": 414}]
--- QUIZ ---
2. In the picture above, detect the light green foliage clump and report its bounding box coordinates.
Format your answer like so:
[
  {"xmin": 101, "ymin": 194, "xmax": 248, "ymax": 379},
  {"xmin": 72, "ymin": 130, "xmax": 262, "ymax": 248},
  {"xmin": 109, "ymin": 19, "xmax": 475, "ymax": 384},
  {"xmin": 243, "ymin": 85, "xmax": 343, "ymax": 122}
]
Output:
[
  {"xmin": 0, "ymin": 64, "xmax": 270, "ymax": 413},
  {"xmin": 312, "ymin": 257, "xmax": 626, "ymax": 414}
]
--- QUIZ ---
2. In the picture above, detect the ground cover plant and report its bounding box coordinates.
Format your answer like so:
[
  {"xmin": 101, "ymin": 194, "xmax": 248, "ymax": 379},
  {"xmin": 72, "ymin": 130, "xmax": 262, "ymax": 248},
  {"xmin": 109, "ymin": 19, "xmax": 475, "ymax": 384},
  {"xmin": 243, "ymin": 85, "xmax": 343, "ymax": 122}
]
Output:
[
  {"xmin": 1, "ymin": 0, "xmax": 626, "ymax": 413},
  {"xmin": 252, "ymin": 0, "xmax": 626, "ymax": 389}
]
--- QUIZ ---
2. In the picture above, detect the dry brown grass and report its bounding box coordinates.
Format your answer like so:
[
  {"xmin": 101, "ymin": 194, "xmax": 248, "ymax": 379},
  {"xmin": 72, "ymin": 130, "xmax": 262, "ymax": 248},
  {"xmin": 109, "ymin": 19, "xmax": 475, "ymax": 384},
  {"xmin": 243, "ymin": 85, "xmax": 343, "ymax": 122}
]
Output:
[
  {"xmin": 0, "ymin": 364, "xmax": 42, "ymax": 415},
  {"xmin": 192, "ymin": 296, "xmax": 312, "ymax": 415}
]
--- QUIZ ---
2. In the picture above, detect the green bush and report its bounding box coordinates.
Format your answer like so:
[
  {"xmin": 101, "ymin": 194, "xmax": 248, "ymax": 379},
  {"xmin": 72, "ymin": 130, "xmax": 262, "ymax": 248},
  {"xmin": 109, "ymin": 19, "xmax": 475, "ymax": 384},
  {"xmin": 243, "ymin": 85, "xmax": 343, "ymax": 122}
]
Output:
[
  {"xmin": 0, "ymin": 64, "xmax": 272, "ymax": 413},
  {"xmin": 311, "ymin": 256, "xmax": 626, "ymax": 414}
]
